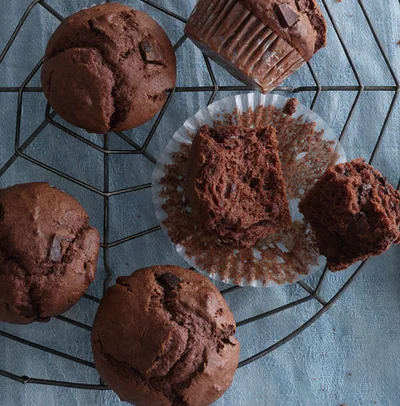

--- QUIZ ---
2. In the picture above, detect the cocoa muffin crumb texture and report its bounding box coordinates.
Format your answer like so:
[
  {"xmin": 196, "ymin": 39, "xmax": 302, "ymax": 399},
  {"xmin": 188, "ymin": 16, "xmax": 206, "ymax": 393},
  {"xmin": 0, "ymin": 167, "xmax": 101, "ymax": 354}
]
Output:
[{"xmin": 158, "ymin": 102, "xmax": 340, "ymax": 285}]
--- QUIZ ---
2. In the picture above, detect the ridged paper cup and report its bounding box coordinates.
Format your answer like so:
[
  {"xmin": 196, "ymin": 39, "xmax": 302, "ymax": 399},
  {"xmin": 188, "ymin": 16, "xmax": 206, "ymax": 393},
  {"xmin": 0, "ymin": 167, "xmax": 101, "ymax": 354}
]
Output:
[
  {"xmin": 184, "ymin": 0, "xmax": 305, "ymax": 94},
  {"xmin": 152, "ymin": 93, "xmax": 346, "ymax": 287}
]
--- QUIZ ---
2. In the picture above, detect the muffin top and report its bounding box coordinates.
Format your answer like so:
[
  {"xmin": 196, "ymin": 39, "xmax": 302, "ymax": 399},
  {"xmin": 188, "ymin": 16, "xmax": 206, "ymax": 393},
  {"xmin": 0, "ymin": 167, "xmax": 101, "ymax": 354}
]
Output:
[
  {"xmin": 41, "ymin": 3, "xmax": 176, "ymax": 133},
  {"xmin": 0, "ymin": 183, "xmax": 100, "ymax": 323},
  {"xmin": 92, "ymin": 265, "xmax": 240, "ymax": 406},
  {"xmin": 240, "ymin": 0, "xmax": 327, "ymax": 60},
  {"xmin": 299, "ymin": 159, "xmax": 400, "ymax": 271}
]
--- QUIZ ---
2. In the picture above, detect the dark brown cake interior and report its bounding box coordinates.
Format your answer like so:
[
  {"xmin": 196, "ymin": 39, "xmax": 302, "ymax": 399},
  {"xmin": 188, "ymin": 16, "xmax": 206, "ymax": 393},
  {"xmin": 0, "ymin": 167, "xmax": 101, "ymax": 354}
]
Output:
[
  {"xmin": 187, "ymin": 124, "xmax": 291, "ymax": 248},
  {"xmin": 299, "ymin": 158, "xmax": 400, "ymax": 271}
]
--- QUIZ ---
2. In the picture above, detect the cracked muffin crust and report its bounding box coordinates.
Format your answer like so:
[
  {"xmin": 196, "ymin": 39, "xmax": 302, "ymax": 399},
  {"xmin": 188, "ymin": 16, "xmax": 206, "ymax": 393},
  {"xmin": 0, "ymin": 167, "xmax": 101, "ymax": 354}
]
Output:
[
  {"xmin": 41, "ymin": 3, "xmax": 176, "ymax": 134},
  {"xmin": 299, "ymin": 159, "xmax": 400, "ymax": 271},
  {"xmin": 187, "ymin": 125, "xmax": 291, "ymax": 248},
  {"xmin": 91, "ymin": 266, "xmax": 240, "ymax": 406},
  {"xmin": 0, "ymin": 183, "xmax": 100, "ymax": 324}
]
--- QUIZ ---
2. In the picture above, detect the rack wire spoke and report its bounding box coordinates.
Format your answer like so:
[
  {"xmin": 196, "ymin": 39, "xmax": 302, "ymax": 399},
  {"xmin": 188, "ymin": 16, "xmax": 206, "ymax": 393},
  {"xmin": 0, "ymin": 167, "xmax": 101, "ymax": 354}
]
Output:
[
  {"xmin": 140, "ymin": 0, "xmax": 187, "ymax": 23},
  {"xmin": 0, "ymin": 111, "xmax": 56, "ymax": 178},
  {"xmin": 355, "ymin": 0, "xmax": 400, "ymax": 166},
  {"xmin": 102, "ymin": 133, "xmax": 113, "ymax": 290},
  {"xmin": 0, "ymin": 0, "xmax": 42, "ymax": 63},
  {"xmin": 113, "ymin": 131, "xmax": 158, "ymax": 164},
  {"xmin": 0, "ymin": 87, "xmax": 42, "ymax": 92},
  {"xmin": 306, "ymin": 62, "xmax": 321, "ymax": 110},
  {"xmin": 0, "ymin": 331, "xmax": 96, "ymax": 369},
  {"xmin": 104, "ymin": 225, "xmax": 162, "ymax": 249},
  {"xmin": 18, "ymin": 152, "xmax": 105, "ymax": 196},
  {"xmin": 357, "ymin": 0, "xmax": 399, "ymax": 86},
  {"xmin": 237, "ymin": 296, "xmax": 315, "ymax": 328},
  {"xmin": 0, "ymin": 0, "xmax": 398, "ymax": 391},
  {"xmin": 141, "ymin": 89, "xmax": 176, "ymax": 152},
  {"xmin": 315, "ymin": 265, "xmax": 329, "ymax": 295},
  {"xmin": 39, "ymin": 0, "xmax": 64, "ymax": 21},
  {"xmin": 0, "ymin": 370, "xmax": 108, "ymax": 390},
  {"xmin": 55, "ymin": 316, "xmax": 92, "ymax": 332},
  {"xmin": 238, "ymin": 261, "xmax": 368, "ymax": 368},
  {"xmin": 83, "ymin": 294, "xmax": 101, "ymax": 304},
  {"xmin": 202, "ymin": 55, "xmax": 219, "ymax": 106},
  {"xmin": 221, "ymin": 285, "xmax": 241, "ymax": 296},
  {"xmin": 174, "ymin": 34, "xmax": 187, "ymax": 51},
  {"xmin": 320, "ymin": 0, "xmax": 364, "ymax": 144}
]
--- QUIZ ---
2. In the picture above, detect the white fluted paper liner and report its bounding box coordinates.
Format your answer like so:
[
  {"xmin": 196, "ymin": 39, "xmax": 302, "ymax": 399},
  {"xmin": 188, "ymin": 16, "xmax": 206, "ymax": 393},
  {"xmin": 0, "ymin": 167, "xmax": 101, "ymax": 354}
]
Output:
[{"xmin": 152, "ymin": 93, "xmax": 346, "ymax": 287}]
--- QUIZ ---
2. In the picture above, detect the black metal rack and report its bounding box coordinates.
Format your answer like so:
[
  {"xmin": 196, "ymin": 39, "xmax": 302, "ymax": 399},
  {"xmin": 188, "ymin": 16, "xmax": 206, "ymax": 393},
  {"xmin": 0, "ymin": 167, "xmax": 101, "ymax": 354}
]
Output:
[{"xmin": 0, "ymin": 0, "xmax": 399, "ymax": 393}]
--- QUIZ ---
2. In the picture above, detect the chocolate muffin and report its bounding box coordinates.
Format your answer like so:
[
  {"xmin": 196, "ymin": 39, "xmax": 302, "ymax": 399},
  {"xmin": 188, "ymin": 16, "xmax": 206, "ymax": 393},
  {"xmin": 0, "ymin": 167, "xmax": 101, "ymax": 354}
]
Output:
[
  {"xmin": 41, "ymin": 3, "xmax": 176, "ymax": 134},
  {"xmin": 92, "ymin": 265, "xmax": 240, "ymax": 406},
  {"xmin": 185, "ymin": 0, "xmax": 326, "ymax": 93},
  {"xmin": 0, "ymin": 183, "xmax": 100, "ymax": 324},
  {"xmin": 187, "ymin": 125, "xmax": 291, "ymax": 248},
  {"xmin": 299, "ymin": 159, "xmax": 400, "ymax": 271}
]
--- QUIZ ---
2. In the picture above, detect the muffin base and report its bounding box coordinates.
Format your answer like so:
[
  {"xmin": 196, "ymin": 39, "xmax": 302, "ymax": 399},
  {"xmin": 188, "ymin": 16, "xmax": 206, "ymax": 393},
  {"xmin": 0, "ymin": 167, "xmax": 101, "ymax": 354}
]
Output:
[{"xmin": 185, "ymin": 0, "xmax": 305, "ymax": 93}]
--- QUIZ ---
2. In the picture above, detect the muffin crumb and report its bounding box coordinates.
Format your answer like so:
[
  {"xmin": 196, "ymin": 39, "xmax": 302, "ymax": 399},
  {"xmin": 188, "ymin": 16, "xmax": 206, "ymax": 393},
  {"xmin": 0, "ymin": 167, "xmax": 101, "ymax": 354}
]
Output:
[{"xmin": 283, "ymin": 98, "xmax": 299, "ymax": 116}]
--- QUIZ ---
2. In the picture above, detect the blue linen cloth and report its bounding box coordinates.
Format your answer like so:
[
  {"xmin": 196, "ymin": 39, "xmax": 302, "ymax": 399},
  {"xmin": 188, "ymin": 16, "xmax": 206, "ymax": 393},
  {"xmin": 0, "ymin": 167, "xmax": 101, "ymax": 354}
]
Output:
[{"xmin": 0, "ymin": 0, "xmax": 399, "ymax": 405}]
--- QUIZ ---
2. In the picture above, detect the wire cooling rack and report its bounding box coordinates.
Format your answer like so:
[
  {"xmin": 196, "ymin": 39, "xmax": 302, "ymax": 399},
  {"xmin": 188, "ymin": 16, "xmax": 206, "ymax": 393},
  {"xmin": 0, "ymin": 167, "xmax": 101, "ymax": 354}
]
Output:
[{"xmin": 0, "ymin": 0, "xmax": 399, "ymax": 393}]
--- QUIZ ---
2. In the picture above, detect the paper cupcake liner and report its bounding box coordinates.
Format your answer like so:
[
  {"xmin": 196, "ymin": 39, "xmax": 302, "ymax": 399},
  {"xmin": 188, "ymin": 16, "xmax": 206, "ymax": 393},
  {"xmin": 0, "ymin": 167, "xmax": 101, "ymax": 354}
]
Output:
[
  {"xmin": 185, "ymin": 0, "xmax": 305, "ymax": 93},
  {"xmin": 152, "ymin": 93, "xmax": 346, "ymax": 287}
]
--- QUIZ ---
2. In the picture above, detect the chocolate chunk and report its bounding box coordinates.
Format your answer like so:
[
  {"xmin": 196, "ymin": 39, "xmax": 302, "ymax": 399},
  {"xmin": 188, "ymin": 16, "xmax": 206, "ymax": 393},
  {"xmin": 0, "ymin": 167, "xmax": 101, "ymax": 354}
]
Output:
[
  {"xmin": 156, "ymin": 272, "xmax": 182, "ymax": 292},
  {"xmin": 49, "ymin": 235, "xmax": 72, "ymax": 262},
  {"xmin": 276, "ymin": 4, "xmax": 300, "ymax": 28},
  {"xmin": 139, "ymin": 39, "xmax": 165, "ymax": 65},
  {"xmin": 0, "ymin": 203, "xmax": 4, "ymax": 221},
  {"xmin": 249, "ymin": 178, "xmax": 260, "ymax": 188}
]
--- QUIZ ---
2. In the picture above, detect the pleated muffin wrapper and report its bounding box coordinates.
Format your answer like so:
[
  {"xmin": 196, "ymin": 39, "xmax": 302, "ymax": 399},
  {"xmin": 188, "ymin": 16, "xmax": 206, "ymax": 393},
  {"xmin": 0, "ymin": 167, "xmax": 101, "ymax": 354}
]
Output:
[
  {"xmin": 184, "ymin": 0, "xmax": 305, "ymax": 94},
  {"xmin": 152, "ymin": 93, "xmax": 346, "ymax": 287}
]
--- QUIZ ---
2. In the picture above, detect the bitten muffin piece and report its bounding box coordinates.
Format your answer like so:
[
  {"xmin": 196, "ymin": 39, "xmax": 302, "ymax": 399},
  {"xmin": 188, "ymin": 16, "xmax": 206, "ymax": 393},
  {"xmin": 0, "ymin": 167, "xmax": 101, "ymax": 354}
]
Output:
[
  {"xmin": 187, "ymin": 125, "xmax": 291, "ymax": 248},
  {"xmin": 91, "ymin": 266, "xmax": 240, "ymax": 406},
  {"xmin": 299, "ymin": 159, "xmax": 400, "ymax": 271},
  {"xmin": 0, "ymin": 183, "xmax": 100, "ymax": 324},
  {"xmin": 41, "ymin": 3, "xmax": 176, "ymax": 134}
]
